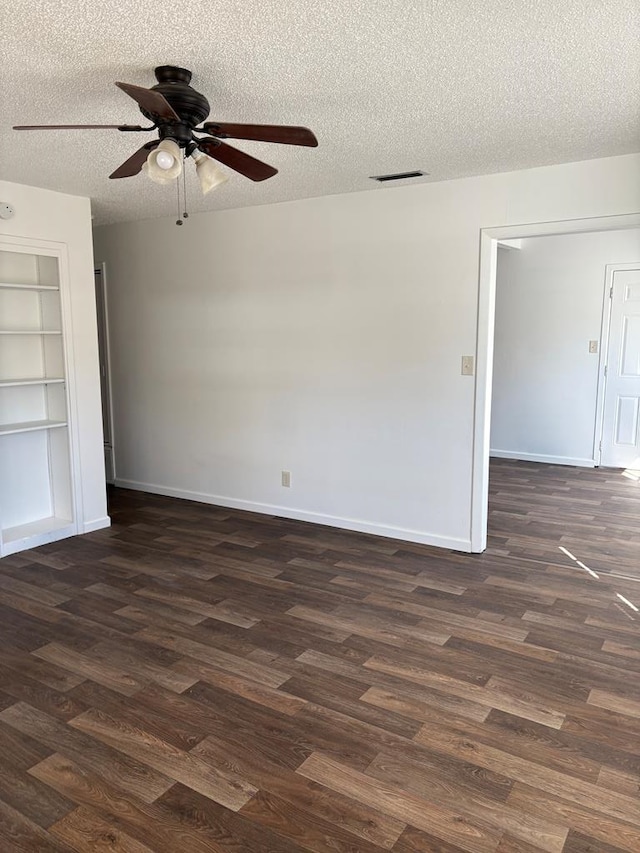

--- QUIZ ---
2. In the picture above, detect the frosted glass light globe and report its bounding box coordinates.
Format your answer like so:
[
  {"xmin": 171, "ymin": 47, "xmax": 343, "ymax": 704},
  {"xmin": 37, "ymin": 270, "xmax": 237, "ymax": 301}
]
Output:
[
  {"xmin": 145, "ymin": 139, "xmax": 182, "ymax": 183},
  {"xmin": 192, "ymin": 151, "xmax": 229, "ymax": 195},
  {"xmin": 156, "ymin": 150, "xmax": 175, "ymax": 170}
]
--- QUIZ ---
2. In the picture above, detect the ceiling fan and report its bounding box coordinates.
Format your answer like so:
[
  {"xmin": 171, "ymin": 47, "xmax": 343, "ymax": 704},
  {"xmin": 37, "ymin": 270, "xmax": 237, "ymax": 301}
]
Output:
[{"xmin": 13, "ymin": 66, "xmax": 318, "ymax": 192}]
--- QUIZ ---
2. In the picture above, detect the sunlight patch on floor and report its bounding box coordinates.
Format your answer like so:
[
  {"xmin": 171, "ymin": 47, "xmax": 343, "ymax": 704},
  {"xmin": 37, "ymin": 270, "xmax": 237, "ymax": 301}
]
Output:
[{"xmin": 558, "ymin": 546, "xmax": 638, "ymax": 621}]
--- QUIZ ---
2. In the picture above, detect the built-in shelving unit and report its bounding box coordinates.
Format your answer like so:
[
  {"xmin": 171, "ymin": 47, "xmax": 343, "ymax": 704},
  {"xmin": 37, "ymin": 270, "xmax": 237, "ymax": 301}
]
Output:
[{"xmin": 0, "ymin": 246, "xmax": 77, "ymax": 557}]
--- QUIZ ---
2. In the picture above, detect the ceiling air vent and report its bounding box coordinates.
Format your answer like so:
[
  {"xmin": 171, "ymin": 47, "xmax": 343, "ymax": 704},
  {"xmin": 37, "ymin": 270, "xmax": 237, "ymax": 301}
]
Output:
[{"xmin": 370, "ymin": 170, "xmax": 428, "ymax": 182}]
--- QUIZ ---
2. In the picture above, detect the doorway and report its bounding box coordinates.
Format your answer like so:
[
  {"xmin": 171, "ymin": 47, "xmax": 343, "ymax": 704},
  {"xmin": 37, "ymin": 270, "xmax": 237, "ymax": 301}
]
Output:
[
  {"xmin": 471, "ymin": 213, "xmax": 640, "ymax": 553},
  {"xmin": 490, "ymin": 232, "xmax": 640, "ymax": 470}
]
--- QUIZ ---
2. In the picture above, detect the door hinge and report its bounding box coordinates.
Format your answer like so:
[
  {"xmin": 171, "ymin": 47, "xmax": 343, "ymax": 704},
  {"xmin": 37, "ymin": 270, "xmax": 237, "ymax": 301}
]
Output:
[
  {"xmin": 610, "ymin": 286, "xmax": 613, "ymax": 299},
  {"xmin": 599, "ymin": 440, "xmax": 602, "ymax": 451},
  {"xmin": 604, "ymin": 365, "xmax": 608, "ymax": 376}
]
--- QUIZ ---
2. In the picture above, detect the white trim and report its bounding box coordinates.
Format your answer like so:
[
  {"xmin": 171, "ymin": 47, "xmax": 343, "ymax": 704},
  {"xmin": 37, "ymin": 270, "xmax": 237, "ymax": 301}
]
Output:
[
  {"xmin": 82, "ymin": 516, "xmax": 111, "ymax": 533},
  {"xmin": 470, "ymin": 230, "xmax": 497, "ymax": 553},
  {"xmin": 113, "ymin": 477, "xmax": 472, "ymax": 552},
  {"xmin": 95, "ymin": 262, "xmax": 116, "ymax": 482},
  {"xmin": 594, "ymin": 262, "xmax": 640, "ymax": 466},
  {"xmin": 489, "ymin": 450, "xmax": 596, "ymax": 467},
  {"xmin": 472, "ymin": 213, "xmax": 640, "ymax": 554},
  {"xmin": 55, "ymin": 243, "xmax": 83, "ymax": 532},
  {"xmin": 594, "ymin": 264, "xmax": 616, "ymax": 465}
]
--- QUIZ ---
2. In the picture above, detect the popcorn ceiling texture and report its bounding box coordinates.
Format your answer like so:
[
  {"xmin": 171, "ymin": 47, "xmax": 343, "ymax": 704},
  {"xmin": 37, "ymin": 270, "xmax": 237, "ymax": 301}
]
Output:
[{"xmin": 2, "ymin": 1, "xmax": 639, "ymax": 225}]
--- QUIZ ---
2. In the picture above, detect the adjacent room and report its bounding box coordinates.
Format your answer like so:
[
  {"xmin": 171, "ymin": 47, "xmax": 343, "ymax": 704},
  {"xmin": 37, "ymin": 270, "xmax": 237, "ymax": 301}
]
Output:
[
  {"xmin": 1, "ymin": 2, "xmax": 640, "ymax": 851},
  {"xmin": 491, "ymin": 229, "xmax": 640, "ymax": 471}
]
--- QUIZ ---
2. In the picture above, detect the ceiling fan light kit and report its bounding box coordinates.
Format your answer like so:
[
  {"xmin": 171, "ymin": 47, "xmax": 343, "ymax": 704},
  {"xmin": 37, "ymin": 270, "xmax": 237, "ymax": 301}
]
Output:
[
  {"xmin": 13, "ymin": 65, "xmax": 318, "ymax": 214},
  {"xmin": 146, "ymin": 138, "xmax": 182, "ymax": 183},
  {"xmin": 192, "ymin": 151, "xmax": 229, "ymax": 195},
  {"xmin": 140, "ymin": 161, "xmax": 175, "ymax": 185}
]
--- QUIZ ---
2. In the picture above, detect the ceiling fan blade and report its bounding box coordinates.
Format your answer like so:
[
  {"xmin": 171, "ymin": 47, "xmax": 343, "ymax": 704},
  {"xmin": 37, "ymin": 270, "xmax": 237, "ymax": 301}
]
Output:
[
  {"xmin": 202, "ymin": 123, "xmax": 318, "ymax": 147},
  {"xmin": 197, "ymin": 138, "xmax": 277, "ymax": 182},
  {"xmin": 109, "ymin": 142, "xmax": 159, "ymax": 179},
  {"xmin": 14, "ymin": 124, "xmax": 144, "ymax": 130},
  {"xmin": 115, "ymin": 82, "xmax": 180, "ymax": 121}
]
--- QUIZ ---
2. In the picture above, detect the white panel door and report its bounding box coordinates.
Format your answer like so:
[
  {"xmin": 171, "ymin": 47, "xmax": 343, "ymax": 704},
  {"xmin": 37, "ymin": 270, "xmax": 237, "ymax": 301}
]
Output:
[{"xmin": 601, "ymin": 267, "xmax": 640, "ymax": 468}]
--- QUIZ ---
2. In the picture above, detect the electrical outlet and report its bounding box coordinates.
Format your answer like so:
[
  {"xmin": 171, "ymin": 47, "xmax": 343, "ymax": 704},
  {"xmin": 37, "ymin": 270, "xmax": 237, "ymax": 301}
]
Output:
[
  {"xmin": 281, "ymin": 470, "xmax": 291, "ymax": 488},
  {"xmin": 461, "ymin": 356, "xmax": 474, "ymax": 376},
  {"xmin": 589, "ymin": 340, "xmax": 599, "ymax": 354}
]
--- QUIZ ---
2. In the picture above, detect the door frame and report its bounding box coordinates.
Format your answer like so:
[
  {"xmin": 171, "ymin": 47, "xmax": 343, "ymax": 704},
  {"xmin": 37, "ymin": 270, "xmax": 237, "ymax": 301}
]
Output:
[
  {"xmin": 94, "ymin": 262, "xmax": 116, "ymax": 483},
  {"xmin": 471, "ymin": 213, "xmax": 640, "ymax": 553},
  {"xmin": 594, "ymin": 262, "xmax": 640, "ymax": 468}
]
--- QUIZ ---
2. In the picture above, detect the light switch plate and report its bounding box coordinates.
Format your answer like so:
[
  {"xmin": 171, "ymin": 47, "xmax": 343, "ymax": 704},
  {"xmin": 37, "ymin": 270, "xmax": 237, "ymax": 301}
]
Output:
[{"xmin": 461, "ymin": 356, "xmax": 474, "ymax": 376}]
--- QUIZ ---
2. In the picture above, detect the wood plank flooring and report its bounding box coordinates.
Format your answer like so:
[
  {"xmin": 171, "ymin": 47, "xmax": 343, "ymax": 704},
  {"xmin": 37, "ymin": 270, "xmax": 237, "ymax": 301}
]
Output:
[{"xmin": 1, "ymin": 458, "xmax": 640, "ymax": 851}]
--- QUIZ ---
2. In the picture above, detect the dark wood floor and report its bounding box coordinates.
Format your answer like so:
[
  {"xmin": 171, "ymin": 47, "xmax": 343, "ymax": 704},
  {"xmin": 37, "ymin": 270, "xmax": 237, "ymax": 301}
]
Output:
[{"xmin": 1, "ymin": 459, "xmax": 640, "ymax": 852}]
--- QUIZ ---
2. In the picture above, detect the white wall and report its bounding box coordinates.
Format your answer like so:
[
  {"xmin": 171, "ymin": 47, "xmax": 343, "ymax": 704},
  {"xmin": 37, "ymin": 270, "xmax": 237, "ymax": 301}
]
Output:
[
  {"xmin": 93, "ymin": 153, "xmax": 640, "ymax": 551},
  {"xmin": 491, "ymin": 229, "xmax": 640, "ymax": 467},
  {"xmin": 0, "ymin": 180, "xmax": 109, "ymax": 532}
]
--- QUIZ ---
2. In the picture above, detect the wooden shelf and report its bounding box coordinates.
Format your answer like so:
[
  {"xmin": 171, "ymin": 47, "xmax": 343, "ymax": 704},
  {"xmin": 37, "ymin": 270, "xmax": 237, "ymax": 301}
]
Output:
[
  {"xmin": 0, "ymin": 377, "xmax": 65, "ymax": 387},
  {"xmin": 0, "ymin": 419, "xmax": 67, "ymax": 436},
  {"xmin": 0, "ymin": 330, "xmax": 62, "ymax": 335},
  {"xmin": 2, "ymin": 516, "xmax": 73, "ymax": 547},
  {"xmin": 0, "ymin": 282, "xmax": 59, "ymax": 291}
]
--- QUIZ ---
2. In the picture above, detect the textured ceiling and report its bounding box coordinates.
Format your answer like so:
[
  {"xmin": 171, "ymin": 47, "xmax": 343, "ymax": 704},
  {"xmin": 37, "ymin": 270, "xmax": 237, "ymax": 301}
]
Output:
[{"xmin": 2, "ymin": 1, "xmax": 639, "ymax": 225}]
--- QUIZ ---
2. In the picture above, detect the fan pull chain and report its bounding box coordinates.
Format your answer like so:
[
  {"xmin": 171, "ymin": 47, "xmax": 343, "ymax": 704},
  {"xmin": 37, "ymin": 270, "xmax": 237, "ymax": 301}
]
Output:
[
  {"xmin": 175, "ymin": 155, "xmax": 189, "ymax": 226},
  {"xmin": 175, "ymin": 175, "xmax": 183, "ymax": 226},
  {"xmin": 182, "ymin": 166, "xmax": 189, "ymax": 220}
]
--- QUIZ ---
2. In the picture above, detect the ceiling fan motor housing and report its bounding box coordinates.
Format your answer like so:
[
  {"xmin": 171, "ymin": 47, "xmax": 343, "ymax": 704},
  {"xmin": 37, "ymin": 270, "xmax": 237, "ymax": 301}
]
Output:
[{"xmin": 143, "ymin": 66, "xmax": 211, "ymax": 146}]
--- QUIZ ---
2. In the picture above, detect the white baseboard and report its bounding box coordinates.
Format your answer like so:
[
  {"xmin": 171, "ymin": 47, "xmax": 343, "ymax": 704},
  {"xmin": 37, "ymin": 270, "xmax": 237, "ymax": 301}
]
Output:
[
  {"xmin": 113, "ymin": 477, "xmax": 472, "ymax": 552},
  {"xmin": 83, "ymin": 516, "xmax": 112, "ymax": 534},
  {"xmin": 490, "ymin": 449, "xmax": 596, "ymax": 468}
]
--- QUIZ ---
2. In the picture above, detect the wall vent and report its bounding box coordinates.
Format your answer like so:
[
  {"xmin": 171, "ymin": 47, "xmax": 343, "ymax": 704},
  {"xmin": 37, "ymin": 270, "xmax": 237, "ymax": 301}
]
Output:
[{"xmin": 370, "ymin": 170, "xmax": 428, "ymax": 182}]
